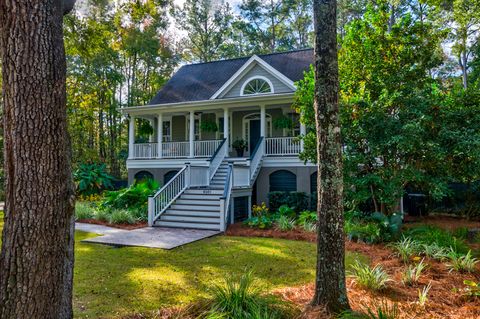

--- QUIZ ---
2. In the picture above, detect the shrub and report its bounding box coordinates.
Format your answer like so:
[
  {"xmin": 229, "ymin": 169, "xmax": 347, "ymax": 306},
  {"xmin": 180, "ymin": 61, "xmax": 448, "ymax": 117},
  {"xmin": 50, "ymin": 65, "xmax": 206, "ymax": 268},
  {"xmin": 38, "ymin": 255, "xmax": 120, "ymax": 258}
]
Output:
[
  {"xmin": 369, "ymin": 212, "xmax": 403, "ymax": 241},
  {"xmin": 108, "ymin": 209, "xmax": 136, "ymax": 224},
  {"xmin": 74, "ymin": 162, "xmax": 115, "ymax": 196},
  {"xmin": 277, "ymin": 205, "xmax": 295, "ymax": 218},
  {"xmin": 252, "ymin": 202, "xmax": 269, "ymax": 217},
  {"xmin": 199, "ymin": 271, "xmax": 296, "ymax": 319},
  {"xmin": 348, "ymin": 261, "xmax": 392, "ymax": 291},
  {"xmin": 389, "ymin": 237, "xmax": 420, "ymax": 263},
  {"xmin": 94, "ymin": 209, "xmax": 110, "ymax": 222},
  {"xmin": 244, "ymin": 216, "xmax": 274, "ymax": 229},
  {"xmin": 100, "ymin": 179, "xmax": 159, "ymax": 218},
  {"xmin": 303, "ymin": 221, "xmax": 317, "ymax": 233},
  {"xmin": 75, "ymin": 201, "xmax": 96, "ymax": 220},
  {"xmin": 404, "ymin": 225, "xmax": 469, "ymax": 254},
  {"xmin": 419, "ymin": 243, "xmax": 448, "ymax": 261},
  {"xmin": 402, "ymin": 259, "xmax": 427, "ymax": 286},
  {"xmin": 268, "ymin": 191, "xmax": 308, "ymax": 213},
  {"xmin": 446, "ymin": 249, "xmax": 479, "ymax": 273},
  {"xmin": 297, "ymin": 210, "xmax": 317, "ymax": 226},
  {"xmin": 345, "ymin": 220, "xmax": 382, "ymax": 244},
  {"xmin": 275, "ymin": 215, "xmax": 296, "ymax": 231}
]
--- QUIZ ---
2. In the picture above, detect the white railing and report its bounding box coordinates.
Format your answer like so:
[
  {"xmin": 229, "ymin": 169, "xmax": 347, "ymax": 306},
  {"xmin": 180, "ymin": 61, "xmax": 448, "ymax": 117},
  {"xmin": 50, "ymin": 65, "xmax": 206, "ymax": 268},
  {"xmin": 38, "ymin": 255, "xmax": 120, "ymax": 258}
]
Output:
[
  {"xmin": 219, "ymin": 164, "xmax": 233, "ymax": 231},
  {"xmin": 148, "ymin": 166, "xmax": 188, "ymax": 226},
  {"xmin": 265, "ymin": 137, "xmax": 301, "ymax": 156},
  {"xmin": 195, "ymin": 139, "xmax": 223, "ymax": 158},
  {"xmin": 162, "ymin": 141, "xmax": 189, "ymax": 158},
  {"xmin": 208, "ymin": 139, "xmax": 228, "ymax": 180},
  {"xmin": 133, "ymin": 143, "xmax": 158, "ymax": 159},
  {"xmin": 249, "ymin": 137, "xmax": 265, "ymax": 184}
]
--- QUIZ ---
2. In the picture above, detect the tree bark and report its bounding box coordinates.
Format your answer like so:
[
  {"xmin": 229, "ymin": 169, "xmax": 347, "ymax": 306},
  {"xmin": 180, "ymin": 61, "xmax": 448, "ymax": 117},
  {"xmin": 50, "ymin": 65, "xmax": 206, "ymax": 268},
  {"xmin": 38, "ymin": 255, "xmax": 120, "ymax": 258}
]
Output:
[
  {"xmin": 0, "ymin": 1, "xmax": 75, "ymax": 318},
  {"xmin": 311, "ymin": 0, "xmax": 350, "ymax": 313}
]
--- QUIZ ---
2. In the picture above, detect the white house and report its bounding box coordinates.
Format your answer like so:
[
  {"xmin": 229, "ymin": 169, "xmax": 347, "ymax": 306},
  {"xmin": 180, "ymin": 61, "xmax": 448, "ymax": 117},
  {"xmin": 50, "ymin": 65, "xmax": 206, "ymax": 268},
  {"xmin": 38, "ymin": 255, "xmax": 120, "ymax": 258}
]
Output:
[{"xmin": 122, "ymin": 49, "xmax": 317, "ymax": 231}]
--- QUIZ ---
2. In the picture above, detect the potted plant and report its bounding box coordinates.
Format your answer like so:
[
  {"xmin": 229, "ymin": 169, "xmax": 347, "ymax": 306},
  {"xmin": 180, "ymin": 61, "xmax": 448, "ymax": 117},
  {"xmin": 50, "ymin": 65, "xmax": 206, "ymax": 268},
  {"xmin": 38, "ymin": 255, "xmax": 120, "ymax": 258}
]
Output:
[
  {"xmin": 200, "ymin": 120, "xmax": 218, "ymax": 133},
  {"xmin": 232, "ymin": 139, "xmax": 247, "ymax": 157}
]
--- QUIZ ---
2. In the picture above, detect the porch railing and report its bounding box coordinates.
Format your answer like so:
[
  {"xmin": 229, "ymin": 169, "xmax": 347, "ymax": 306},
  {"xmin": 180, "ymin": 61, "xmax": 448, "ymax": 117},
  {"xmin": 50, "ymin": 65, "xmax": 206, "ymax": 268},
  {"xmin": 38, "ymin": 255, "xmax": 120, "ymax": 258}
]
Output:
[
  {"xmin": 265, "ymin": 137, "xmax": 300, "ymax": 156},
  {"xmin": 208, "ymin": 139, "xmax": 228, "ymax": 180},
  {"xmin": 133, "ymin": 143, "xmax": 158, "ymax": 159},
  {"xmin": 249, "ymin": 137, "xmax": 265, "ymax": 184},
  {"xmin": 162, "ymin": 141, "xmax": 189, "ymax": 158},
  {"xmin": 195, "ymin": 139, "xmax": 223, "ymax": 158},
  {"xmin": 148, "ymin": 165, "xmax": 188, "ymax": 226},
  {"xmin": 219, "ymin": 164, "xmax": 233, "ymax": 231}
]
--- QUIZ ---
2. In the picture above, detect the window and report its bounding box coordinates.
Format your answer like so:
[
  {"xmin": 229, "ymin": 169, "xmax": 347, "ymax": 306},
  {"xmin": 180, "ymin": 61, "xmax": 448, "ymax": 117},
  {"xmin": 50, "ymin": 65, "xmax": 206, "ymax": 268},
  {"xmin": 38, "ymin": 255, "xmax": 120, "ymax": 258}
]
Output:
[
  {"xmin": 185, "ymin": 117, "xmax": 201, "ymax": 140},
  {"xmin": 242, "ymin": 77, "xmax": 273, "ymax": 95},
  {"xmin": 164, "ymin": 170, "xmax": 179, "ymax": 185},
  {"xmin": 162, "ymin": 121, "xmax": 171, "ymax": 142},
  {"xmin": 134, "ymin": 171, "xmax": 153, "ymax": 182},
  {"xmin": 287, "ymin": 113, "xmax": 300, "ymax": 137},
  {"xmin": 269, "ymin": 170, "xmax": 297, "ymax": 192}
]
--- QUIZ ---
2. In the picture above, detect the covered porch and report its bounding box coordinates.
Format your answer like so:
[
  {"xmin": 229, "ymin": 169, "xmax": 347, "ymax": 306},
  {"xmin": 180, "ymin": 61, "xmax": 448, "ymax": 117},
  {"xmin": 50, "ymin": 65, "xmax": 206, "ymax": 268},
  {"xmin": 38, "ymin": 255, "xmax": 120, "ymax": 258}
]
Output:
[{"xmin": 128, "ymin": 103, "xmax": 306, "ymax": 160}]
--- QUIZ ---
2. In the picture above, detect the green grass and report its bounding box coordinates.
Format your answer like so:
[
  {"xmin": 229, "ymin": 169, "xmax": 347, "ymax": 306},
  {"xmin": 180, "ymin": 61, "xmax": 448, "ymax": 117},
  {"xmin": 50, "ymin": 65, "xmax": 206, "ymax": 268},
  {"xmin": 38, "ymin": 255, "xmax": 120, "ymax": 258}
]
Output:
[{"xmin": 0, "ymin": 212, "xmax": 365, "ymax": 318}]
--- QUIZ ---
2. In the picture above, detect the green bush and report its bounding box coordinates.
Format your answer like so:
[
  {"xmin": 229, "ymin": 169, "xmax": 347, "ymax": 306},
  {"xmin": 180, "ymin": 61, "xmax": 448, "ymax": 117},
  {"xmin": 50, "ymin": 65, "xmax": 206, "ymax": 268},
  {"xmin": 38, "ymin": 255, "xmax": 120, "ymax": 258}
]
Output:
[
  {"xmin": 275, "ymin": 215, "xmax": 296, "ymax": 231},
  {"xmin": 94, "ymin": 209, "xmax": 110, "ymax": 222},
  {"xmin": 302, "ymin": 221, "xmax": 317, "ymax": 233},
  {"xmin": 108, "ymin": 209, "xmax": 136, "ymax": 224},
  {"xmin": 446, "ymin": 249, "xmax": 479, "ymax": 273},
  {"xmin": 277, "ymin": 205, "xmax": 295, "ymax": 218},
  {"xmin": 297, "ymin": 210, "xmax": 317, "ymax": 226},
  {"xmin": 268, "ymin": 191, "xmax": 308, "ymax": 213},
  {"xmin": 74, "ymin": 162, "xmax": 115, "ymax": 196},
  {"xmin": 345, "ymin": 220, "xmax": 382, "ymax": 244},
  {"xmin": 389, "ymin": 237, "xmax": 420, "ymax": 263},
  {"xmin": 244, "ymin": 216, "xmax": 274, "ymax": 229},
  {"xmin": 404, "ymin": 225, "xmax": 469, "ymax": 254},
  {"xmin": 75, "ymin": 201, "xmax": 96, "ymax": 220},
  {"xmin": 199, "ymin": 271, "xmax": 296, "ymax": 319},
  {"xmin": 348, "ymin": 261, "xmax": 392, "ymax": 291},
  {"xmin": 100, "ymin": 179, "xmax": 159, "ymax": 221}
]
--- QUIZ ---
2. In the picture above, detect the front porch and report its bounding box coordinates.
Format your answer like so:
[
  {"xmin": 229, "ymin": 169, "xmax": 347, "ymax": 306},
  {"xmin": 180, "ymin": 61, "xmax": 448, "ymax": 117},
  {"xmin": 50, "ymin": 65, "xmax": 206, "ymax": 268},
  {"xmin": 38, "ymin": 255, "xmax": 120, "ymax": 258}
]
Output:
[{"xmin": 128, "ymin": 104, "xmax": 306, "ymax": 160}]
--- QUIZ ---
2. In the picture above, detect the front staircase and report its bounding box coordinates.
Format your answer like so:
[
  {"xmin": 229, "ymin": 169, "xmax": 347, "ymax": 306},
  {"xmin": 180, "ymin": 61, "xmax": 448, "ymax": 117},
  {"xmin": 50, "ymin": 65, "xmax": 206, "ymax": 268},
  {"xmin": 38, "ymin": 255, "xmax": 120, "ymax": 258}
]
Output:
[{"xmin": 154, "ymin": 162, "xmax": 230, "ymax": 230}]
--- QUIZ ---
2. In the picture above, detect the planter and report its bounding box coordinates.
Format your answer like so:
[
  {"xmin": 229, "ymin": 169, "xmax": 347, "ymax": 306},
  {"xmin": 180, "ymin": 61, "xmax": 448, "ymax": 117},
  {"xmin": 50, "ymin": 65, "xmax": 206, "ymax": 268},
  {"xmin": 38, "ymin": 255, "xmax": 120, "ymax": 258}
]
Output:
[{"xmin": 235, "ymin": 148, "xmax": 244, "ymax": 157}]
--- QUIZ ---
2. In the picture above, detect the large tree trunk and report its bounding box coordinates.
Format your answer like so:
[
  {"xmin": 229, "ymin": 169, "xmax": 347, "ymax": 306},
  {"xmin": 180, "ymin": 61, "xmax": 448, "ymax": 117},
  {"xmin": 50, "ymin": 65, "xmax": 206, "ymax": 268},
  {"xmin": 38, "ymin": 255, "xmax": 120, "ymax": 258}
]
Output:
[
  {"xmin": 311, "ymin": 0, "xmax": 350, "ymax": 313},
  {"xmin": 0, "ymin": 1, "xmax": 75, "ymax": 318}
]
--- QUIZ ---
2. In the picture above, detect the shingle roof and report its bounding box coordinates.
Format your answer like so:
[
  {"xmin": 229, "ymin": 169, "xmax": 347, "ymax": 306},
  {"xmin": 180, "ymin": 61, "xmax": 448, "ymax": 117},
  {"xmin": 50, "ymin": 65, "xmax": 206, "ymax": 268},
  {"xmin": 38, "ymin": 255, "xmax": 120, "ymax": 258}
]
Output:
[{"xmin": 149, "ymin": 48, "xmax": 314, "ymax": 105}]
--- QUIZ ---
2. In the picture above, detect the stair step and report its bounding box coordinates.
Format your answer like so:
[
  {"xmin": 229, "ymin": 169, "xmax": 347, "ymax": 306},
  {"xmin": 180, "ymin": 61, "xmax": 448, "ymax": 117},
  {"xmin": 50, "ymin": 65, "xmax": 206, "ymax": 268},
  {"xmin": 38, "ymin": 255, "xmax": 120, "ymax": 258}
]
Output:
[
  {"xmin": 170, "ymin": 204, "xmax": 220, "ymax": 211},
  {"xmin": 176, "ymin": 199, "xmax": 220, "ymax": 205},
  {"xmin": 164, "ymin": 210, "xmax": 220, "ymax": 217},
  {"xmin": 184, "ymin": 189, "xmax": 223, "ymax": 195},
  {"xmin": 154, "ymin": 221, "xmax": 220, "ymax": 230},
  {"xmin": 160, "ymin": 215, "xmax": 220, "ymax": 223},
  {"xmin": 181, "ymin": 194, "xmax": 221, "ymax": 200}
]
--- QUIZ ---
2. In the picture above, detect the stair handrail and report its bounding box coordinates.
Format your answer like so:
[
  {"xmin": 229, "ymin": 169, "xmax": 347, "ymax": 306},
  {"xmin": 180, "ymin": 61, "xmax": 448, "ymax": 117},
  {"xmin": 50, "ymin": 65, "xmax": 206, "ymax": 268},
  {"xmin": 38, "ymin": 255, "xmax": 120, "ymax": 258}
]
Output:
[
  {"xmin": 248, "ymin": 136, "xmax": 265, "ymax": 184},
  {"xmin": 208, "ymin": 138, "xmax": 228, "ymax": 181},
  {"xmin": 148, "ymin": 165, "xmax": 189, "ymax": 226},
  {"xmin": 219, "ymin": 163, "xmax": 233, "ymax": 231}
]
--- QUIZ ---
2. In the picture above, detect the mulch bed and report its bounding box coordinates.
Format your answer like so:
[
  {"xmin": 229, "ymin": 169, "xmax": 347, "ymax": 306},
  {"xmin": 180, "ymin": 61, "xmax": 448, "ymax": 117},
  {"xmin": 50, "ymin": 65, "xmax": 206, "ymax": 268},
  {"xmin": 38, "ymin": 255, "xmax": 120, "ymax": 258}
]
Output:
[
  {"xmin": 76, "ymin": 218, "xmax": 147, "ymax": 230},
  {"xmin": 404, "ymin": 214, "xmax": 480, "ymax": 231},
  {"xmin": 227, "ymin": 221, "xmax": 480, "ymax": 319}
]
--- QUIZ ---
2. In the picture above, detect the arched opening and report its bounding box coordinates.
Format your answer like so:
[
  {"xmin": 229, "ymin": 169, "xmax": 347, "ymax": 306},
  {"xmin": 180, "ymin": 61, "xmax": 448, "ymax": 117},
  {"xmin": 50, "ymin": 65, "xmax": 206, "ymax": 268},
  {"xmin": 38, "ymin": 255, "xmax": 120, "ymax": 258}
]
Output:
[
  {"xmin": 241, "ymin": 76, "xmax": 274, "ymax": 96},
  {"xmin": 242, "ymin": 113, "xmax": 272, "ymax": 153},
  {"xmin": 134, "ymin": 170, "xmax": 153, "ymax": 182},
  {"xmin": 269, "ymin": 170, "xmax": 297, "ymax": 192},
  {"xmin": 164, "ymin": 170, "xmax": 179, "ymax": 185},
  {"xmin": 310, "ymin": 171, "xmax": 318, "ymax": 194}
]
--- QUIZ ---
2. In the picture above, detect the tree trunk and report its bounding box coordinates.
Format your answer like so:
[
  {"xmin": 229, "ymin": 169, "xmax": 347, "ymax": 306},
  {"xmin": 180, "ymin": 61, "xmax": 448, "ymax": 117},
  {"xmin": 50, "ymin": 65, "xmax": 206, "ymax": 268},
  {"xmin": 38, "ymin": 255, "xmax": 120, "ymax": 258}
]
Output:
[
  {"xmin": 311, "ymin": 0, "xmax": 350, "ymax": 313},
  {"xmin": 0, "ymin": 1, "xmax": 75, "ymax": 318}
]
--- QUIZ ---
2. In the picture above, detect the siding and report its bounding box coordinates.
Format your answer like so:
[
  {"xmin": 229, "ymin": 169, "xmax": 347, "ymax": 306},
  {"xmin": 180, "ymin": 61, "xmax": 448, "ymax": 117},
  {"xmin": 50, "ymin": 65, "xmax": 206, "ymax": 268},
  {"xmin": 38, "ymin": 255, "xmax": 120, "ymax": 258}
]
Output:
[
  {"xmin": 172, "ymin": 115, "xmax": 186, "ymax": 141},
  {"xmin": 222, "ymin": 63, "xmax": 293, "ymax": 98}
]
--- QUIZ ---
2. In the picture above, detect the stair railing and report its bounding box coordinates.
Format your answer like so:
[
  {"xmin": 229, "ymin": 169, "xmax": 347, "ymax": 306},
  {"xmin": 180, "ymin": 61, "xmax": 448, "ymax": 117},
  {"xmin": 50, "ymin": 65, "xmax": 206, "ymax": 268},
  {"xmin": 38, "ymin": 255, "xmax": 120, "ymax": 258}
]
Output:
[
  {"xmin": 148, "ymin": 165, "xmax": 189, "ymax": 226},
  {"xmin": 249, "ymin": 136, "xmax": 265, "ymax": 185},
  {"xmin": 208, "ymin": 138, "xmax": 228, "ymax": 181},
  {"xmin": 219, "ymin": 163, "xmax": 233, "ymax": 231}
]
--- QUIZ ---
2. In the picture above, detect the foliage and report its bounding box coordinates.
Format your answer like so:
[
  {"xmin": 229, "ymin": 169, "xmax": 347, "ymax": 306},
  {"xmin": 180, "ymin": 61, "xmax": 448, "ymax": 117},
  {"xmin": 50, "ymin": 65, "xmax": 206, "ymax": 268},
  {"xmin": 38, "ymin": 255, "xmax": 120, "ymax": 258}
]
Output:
[
  {"xmin": 360, "ymin": 301, "xmax": 399, "ymax": 319},
  {"xmin": 272, "ymin": 116, "xmax": 294, "ymax": 130},
  {"xmin": 199, "ymin": 271, "xmax": 296, "ymax": 319},
  {"xmin": 107, "ymin": 209, "xmax": 137, "ymax": 225},
  {"xmin": 277, "ymin": 205, "xmax": 295, "ymax": 218},
  {"xmin": 99, "ymin": 179, "xmax": 159, "ymax": 222},
  {"xmin": 417, "ymin": 282, "xmax": 432, "ymax": 307},
  {"xmin": 200, "ymin": 120, "xmax": 219, "ymax": 133},
  {"xmin": 402, "ymin": 259, "xmax": 427, "ymax": 286},
  {"xmin": 268, "ymin": 192, "xmax": 309, "ymax": 213},
  {"xmin": 348, "ymin": 261, "xmax": 391, "ymax": 291},
  {"xmin": 462, "ymin": 280, "xmax": 480, "ymax": 297},
  {"xmin": 297, "ymin": 210, "xmax": 317, "ymax": 226},
  {"xmin": 275, "ymin": 215, "xmax": 296, "ymax": 232},
  {"xmin": 419, "ymin": 243, "xmax": 448, "ymax": 261},
  {"xmin": 403, "ymin": 225, "xmax": 469, "ymax": 254},
  {"xmin": 302, "ymin": 221, "xmax": 317, "ymax": 233},
  {"xmin": 345, "ymin": 220, "xmax": 382, "ymax": 244},
  {"xmin": 75, "ymin": 201, "xmax": 96, "ymax": 220},
  {"xmin": 389, "ymin": 237, "xmax": 420, "ymax": 264},
  {"xmin": 446, "ymin": 250, "xmax": 479, "ymax": 273},
  {"xmin": 74, "ymin": 162, "xmax": 115, "ymax": 196},
  {"xmin": 344, "ymin": 211, "xmax": 402, "ymax": 244},
  {"xmin": 252, "ymin": 203, "xmax": 269, "ymax": 217},
  {"xmin": 244, "ymin": 216, "xmax": 274, "ymax": 229},
  {"xmin": 232, "ymin": 139, "xmax": 247, "ymax": 151}
]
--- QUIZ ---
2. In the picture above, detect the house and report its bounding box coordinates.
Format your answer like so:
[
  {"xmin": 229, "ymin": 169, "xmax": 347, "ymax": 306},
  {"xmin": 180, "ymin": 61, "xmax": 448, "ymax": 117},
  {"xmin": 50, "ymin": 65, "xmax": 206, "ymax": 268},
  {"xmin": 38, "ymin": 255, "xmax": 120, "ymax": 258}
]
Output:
[{"xmin": 122, "ymin": 49, "xmax": 317, "ymax": 231}]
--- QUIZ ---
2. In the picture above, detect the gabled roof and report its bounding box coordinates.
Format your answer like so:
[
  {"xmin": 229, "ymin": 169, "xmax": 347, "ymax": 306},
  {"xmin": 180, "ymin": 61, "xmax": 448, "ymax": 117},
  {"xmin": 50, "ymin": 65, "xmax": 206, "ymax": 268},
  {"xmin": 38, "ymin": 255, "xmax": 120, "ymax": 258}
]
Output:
[{"xmin": 148, "ymin": 49, "xmax": 314, "ymax": 105}]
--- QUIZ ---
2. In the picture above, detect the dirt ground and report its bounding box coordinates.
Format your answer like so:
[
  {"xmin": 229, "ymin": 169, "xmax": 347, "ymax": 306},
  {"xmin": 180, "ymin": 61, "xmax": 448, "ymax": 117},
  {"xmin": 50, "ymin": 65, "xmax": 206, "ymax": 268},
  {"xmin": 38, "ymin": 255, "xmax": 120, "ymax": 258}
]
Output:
[
  {"xmin": 227, "ymin": 219, "xmax": 480, "ymax": 319},
  {"xmin": 76, "ymin": 218, "xmax": 147, "ymax": 230}
]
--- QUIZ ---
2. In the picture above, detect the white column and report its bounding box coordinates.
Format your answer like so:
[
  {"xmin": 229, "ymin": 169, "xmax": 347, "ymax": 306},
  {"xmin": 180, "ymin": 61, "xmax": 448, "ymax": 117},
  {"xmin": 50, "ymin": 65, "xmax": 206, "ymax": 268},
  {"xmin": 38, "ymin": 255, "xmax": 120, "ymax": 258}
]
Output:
[
  {"xmin": 300, "ymin": 122, "xmax": 306, "ymax": 152},
  {"xmin": 223, "ymin": 108, "xmax": 229, "ymax": 145},
  {"xmin": 128, "ymin": 115, "xmax": 135, "ymax": 159},
  {"xmin": 260, "ymin": 105, "xmax": 266, "ymax": 137},
  {"xmin": 148, "ymin": 119, "xmax": 155, "ymax": 142},
  {"xmin": 157, "ymin": 113, "xmax": 163, "ymax": 158},
  {"xmin": 189, "ymin": 111, "xmax": 195, "ymax": 158}
]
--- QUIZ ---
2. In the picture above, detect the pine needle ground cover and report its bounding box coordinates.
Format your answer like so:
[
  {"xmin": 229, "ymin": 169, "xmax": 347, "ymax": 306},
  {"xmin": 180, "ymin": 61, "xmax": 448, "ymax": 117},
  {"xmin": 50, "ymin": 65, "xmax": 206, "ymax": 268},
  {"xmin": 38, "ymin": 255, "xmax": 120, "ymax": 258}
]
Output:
[{"xmin": 0, "ymin": 212, "xmax": 363, "ymax": 318}]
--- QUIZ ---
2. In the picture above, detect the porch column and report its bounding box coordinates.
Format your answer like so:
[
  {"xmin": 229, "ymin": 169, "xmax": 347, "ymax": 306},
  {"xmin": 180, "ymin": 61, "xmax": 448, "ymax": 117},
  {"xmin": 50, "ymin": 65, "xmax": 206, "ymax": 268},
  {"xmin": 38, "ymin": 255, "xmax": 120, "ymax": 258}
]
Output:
[
  {"xmin": 128, "ymin": 115, "xmax": 135, "ymax": 159},
  {"xmin": 157, "ymin": 113, "xmax": 163, "ymax": 158},
  {"xmin": 300, "ymin": 123, "xmax": 306, "ymax": 152},
  {"xmin": 189, "ymin": 111, "xmax": 195, "ymax": 158},
  {"xmin": 148, "ymin": 119, "xmax": 155, "ymax": 142},
  {"xmin": 223, "ymin": 108, "xmax": 229, "ymax": 145},
  {"xmin": 260, "ymin": 105, "xmax": 266, "ymax": 137}
]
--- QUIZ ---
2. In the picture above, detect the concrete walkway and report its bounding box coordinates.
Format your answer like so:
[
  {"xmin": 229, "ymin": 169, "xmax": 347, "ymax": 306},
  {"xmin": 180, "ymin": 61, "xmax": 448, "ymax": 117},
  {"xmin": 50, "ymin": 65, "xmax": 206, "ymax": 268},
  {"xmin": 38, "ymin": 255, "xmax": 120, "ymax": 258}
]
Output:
[{"xmin": 76, "ymin": 222, "xmax": 221, "ymax": 249}]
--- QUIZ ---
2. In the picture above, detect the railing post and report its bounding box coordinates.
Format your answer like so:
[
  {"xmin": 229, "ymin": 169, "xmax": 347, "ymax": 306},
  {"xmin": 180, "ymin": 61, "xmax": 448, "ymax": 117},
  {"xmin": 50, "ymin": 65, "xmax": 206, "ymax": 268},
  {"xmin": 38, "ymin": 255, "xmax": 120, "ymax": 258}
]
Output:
[
  {"xmin": 185, "ymin": 163, "xmax": 191, "ymax": 188},
  {"xmin": 219, "ymin": 199, "xmax": 225, "ymax": 231},
  {"xmin": 148, "ymin": 195, "xmax": 154, "ymax": 226}
]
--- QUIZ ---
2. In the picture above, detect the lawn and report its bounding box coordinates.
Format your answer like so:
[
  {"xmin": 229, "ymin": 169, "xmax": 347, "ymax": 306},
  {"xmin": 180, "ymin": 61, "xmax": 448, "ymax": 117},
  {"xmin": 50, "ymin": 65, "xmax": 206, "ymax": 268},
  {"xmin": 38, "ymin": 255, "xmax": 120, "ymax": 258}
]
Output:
[{"xmin": 0, "ymin": 212, "xmax": 364, "ymax": 318}]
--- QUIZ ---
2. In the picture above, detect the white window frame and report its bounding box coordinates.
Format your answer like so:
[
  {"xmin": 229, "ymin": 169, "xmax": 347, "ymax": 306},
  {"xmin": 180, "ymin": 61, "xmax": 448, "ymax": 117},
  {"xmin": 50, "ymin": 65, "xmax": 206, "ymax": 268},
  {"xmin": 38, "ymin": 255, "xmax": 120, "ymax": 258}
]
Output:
[
  {"xmin": 242, "ymin": 113, "xmax": 272, "ymax": 153},
  {"xmin": 162, "ymin": 118, "xmax": 172, "ymax": 142},
  {"xmin": 240, "ymin": 76, "xmax": 275, "ymax": 96}
]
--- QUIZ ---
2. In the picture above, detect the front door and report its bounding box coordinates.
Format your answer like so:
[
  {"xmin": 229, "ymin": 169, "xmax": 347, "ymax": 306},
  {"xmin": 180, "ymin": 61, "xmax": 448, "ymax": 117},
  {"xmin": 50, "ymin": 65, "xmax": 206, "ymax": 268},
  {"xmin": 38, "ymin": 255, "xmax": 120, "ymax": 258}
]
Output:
[{"xmin": 249, "ymin": 119, "xmax": 261, "ymax": 154}]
